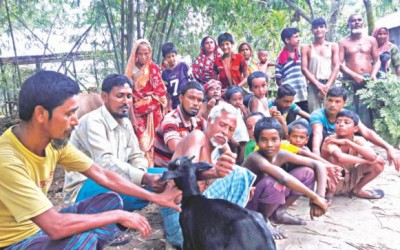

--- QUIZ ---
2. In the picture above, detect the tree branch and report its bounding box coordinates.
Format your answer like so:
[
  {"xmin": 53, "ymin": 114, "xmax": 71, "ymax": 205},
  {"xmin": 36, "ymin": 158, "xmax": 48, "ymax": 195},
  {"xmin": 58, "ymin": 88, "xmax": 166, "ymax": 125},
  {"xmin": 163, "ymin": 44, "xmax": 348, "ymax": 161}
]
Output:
[{"xmin": 283, "ymin": 0, "xmax": 312, "ymax": 23}]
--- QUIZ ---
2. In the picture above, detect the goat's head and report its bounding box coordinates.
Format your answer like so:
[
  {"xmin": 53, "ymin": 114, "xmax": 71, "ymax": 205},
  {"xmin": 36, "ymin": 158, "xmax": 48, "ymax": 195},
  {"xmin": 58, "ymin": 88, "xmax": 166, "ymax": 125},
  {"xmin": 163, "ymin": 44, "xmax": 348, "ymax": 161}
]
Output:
[{"xmin": 159, "ymin": 156, "xmax": 212, "ymax": 196}]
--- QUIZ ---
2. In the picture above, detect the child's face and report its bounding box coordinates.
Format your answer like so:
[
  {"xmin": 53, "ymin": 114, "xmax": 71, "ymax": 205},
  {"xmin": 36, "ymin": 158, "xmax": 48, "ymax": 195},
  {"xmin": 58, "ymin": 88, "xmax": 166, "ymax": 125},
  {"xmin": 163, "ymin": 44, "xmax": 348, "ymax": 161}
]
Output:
[
  {"xmin": 246, "ymin": 115, "xmax": 263, "ymax": 139},
  {"xmin": 276, "ymin": 95, "xmax": 295, "ymax": 111},
  {"xmin": 257, "ymin": 129, "xmax": 281, "ymax": 158},
  {"xmin": 285, "ymin": 33, "xmax": 300, "ymax": 47},
  {"xmin": 288, "ymin": 128, "xmax": 309, "ymax": 147},
  {"xmin": 312, "ymin": 24, "xmax": 327, "ymax": 39},
  {"xmin": 219, "ymin": 41, "xmax": 233, "ymax": 55},
  {"xmin": 335, "ymin": 116, "xmax": 358, "ymax": 138},
  {"xmin": 258, "ymin": 51, "xmax": 268, "ymax": 63},
  {"xmin": 164, "ymin": 52, "xmax": 177, "ymax": 68},
  {"xmin": 239, "ymin": 44, "xmax": 252, "ymax": 60},
  {"xmin": 229, "ymin": 92, "xmax": 243, "ymax": 108},
  {"xmin": 250, "ymin": 77, "xmax": 268, "ymax": 98}
]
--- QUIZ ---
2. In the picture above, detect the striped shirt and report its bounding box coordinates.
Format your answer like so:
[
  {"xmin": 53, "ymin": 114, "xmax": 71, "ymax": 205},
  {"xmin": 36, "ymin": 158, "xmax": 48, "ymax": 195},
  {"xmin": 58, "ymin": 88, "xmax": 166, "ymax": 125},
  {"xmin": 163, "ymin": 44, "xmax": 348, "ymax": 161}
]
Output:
[
  {"xmin": 275, "ymin": 56, "xmax": 307, "ymax": 102},
  {"xmin": 154, "ymin": 105, "xmax": 206, "ymax": 167}
]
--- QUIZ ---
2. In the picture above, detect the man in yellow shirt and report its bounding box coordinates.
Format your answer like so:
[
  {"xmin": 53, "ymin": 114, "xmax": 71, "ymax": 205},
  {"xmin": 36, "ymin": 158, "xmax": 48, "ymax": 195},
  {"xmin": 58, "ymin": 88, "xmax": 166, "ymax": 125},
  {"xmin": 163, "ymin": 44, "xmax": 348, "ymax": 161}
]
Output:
[{"xmin": 0, "ymin": 71, "xmax": 181, "ymax": 249}]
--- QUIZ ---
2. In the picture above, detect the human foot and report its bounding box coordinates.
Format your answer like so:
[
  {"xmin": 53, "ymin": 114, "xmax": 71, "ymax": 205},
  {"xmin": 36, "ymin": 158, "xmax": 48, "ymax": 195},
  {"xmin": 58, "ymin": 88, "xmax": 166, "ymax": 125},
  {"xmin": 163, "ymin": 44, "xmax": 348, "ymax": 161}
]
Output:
[
  {"xmin": 350, "ymin": 189, "xmax": 384, "ymax": 199},
  {"xmin": 266, "ymin": 220, "xmax": 287, "ymax": 240},
  {"xmin": 272, "ymin": 210, "xmax": 306, "ymax": 225}
]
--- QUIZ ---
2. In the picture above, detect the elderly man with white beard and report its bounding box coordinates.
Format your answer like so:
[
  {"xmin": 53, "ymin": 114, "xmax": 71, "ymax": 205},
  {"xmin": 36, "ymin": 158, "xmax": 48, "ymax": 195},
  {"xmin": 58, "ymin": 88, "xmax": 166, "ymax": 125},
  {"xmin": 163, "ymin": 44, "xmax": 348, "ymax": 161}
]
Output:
[
  {"xmin": 160, "ymin": 102, "xmax": 256, "ymax": 249},
  {"xmin": 338, "ymin": 13, "xmax": 381, "ymax": 129}
]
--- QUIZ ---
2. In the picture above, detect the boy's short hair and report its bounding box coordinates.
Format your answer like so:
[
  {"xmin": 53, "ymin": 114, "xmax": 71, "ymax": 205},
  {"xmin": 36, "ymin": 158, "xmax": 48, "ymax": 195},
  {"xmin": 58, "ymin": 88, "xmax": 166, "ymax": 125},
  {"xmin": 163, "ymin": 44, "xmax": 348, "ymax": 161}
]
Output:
[
  {"xmin": 281, "ymin": 27, "xmax": 300, "ymax": 44},
  {"xmin": 277, "ymin": 84, "xmax": 296, "ymax": 99},
  {"xmin": 337, "ymin": 110, "xmax": 360, "ymax": 125},
  {"xmin": 19, "ymin": 70, "xmax": 80, "ymax": 121},
  {"xmin": 247, "ymin": 71, "xmax": 269, "ymax": 89},
  {"xmin": 224, "ymin": 85, "xmax": 243, "ymax": 100},
  {"xmin": 244, "ymin": 112, "xmax": 265, "ymax": 123},
  {"xmin": 217, "ymin": 32, "xmax": 234, "ymax": 46},
  {"xmin": 102, "ymin": 74, "xmax": 132, "ymax": 94},
  {"xmin": 180, "ymin": 81, "xmax": 205, "ymax": 96},
  {"xmin": 258, "ymin": 49, "xmax": 268, "ymax": 54},
  {"xmin": 311, "ymin": 18, "xmax": 327, "ymax": 29},
  {"xmin": 161, "ymin": 42, "xmax": 177, "ymax": 58},
  {"xmin": 254, "ymin": 117, "xmax": 283, "ymax": 142},
  {"xmin": 288, "ymin": 118, "xmax": 311, "ymax": 136},
  {"xmin": 327, "ymin": 87, "xmax": 348, "ymax": 101}
]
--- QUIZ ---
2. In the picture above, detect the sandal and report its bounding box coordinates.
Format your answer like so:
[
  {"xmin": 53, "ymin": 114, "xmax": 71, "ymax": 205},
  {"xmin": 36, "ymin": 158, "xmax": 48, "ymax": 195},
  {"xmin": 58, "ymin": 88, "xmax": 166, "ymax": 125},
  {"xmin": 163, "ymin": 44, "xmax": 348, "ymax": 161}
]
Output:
[
  {"xmin": 350, "ymin": 188, "xmax": 385, "ymax": 199},
  {"xmin": 109, "ymin": 234, "xmax": 131, "ymax": 247}
]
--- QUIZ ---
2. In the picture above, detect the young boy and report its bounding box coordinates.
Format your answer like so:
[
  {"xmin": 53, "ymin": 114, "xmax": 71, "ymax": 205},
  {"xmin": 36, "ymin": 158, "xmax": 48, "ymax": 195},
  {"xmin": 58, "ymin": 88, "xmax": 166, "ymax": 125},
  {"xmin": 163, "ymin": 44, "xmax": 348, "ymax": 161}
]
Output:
[
  {"xmin": 213, "ymin": 32, "xmax": 248, "ymax": 91},
  {"xmin": 243, "ymin": 117, "xmax": 329, "ymax": 239},
  {"xmin": 321, "ymin": 110, "xmax": 385, "ymax": 200},
  {"xmin": 275, "ymin": 27, "xmax": 309, "ymax": 112},
  {"xmin": 257, "ymin": 49, "xmax": 275, "ymax": 75},
  {"xmin": 161, "ymin": 42, "xmax": 191, "ymax": 110},
  {"xmin": 269, "ymin": 84, "xmax": 310, "ymax": 125}
]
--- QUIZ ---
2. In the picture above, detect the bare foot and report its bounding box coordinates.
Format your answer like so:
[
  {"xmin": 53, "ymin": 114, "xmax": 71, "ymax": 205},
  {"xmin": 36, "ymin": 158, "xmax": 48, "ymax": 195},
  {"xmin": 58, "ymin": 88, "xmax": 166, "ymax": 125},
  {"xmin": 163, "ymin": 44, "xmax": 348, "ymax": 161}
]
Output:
[
  {"xmin": 272, "ymin": 210, "xmax": 306, "ymax": 225},
  {"xmin": 266, "ymin": 220, "xmax": 287, "ymax": 240}
]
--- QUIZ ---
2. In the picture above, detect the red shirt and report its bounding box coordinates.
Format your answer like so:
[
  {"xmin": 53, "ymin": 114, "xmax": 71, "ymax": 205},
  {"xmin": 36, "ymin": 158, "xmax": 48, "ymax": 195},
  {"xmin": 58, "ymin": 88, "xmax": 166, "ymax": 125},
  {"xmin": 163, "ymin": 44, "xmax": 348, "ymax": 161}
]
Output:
[{"xmin": 213, "ymin": 53, "xmax": 248, "ymax": 89}]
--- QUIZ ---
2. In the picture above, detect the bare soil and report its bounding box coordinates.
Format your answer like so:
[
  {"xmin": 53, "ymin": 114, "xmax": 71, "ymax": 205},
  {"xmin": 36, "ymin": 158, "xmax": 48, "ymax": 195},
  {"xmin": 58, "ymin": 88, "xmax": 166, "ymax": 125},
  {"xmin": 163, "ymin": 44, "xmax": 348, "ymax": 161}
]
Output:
[{"xmin": 47, "ymin": 148, "xmax": 400, "ymax": 250}]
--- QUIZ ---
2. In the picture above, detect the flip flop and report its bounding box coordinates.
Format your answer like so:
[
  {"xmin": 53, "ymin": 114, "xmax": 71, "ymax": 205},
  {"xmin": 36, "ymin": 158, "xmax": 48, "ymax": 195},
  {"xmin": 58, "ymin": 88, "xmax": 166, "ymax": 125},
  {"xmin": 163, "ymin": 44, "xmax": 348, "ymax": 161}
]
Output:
[
  {"xmin": 109, "ymin": 234, "xmax": 131, "ymax": 247},
  {"xmin": 350, "ymin": 189, "xmax": 385, "ymax": 199}
]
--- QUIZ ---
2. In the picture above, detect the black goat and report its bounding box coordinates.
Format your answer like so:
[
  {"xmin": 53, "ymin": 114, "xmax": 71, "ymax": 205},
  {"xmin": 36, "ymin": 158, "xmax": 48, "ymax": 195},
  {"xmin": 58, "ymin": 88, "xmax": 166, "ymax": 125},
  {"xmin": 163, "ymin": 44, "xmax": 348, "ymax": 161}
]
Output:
[{"xmin": 159, "ymin": 156, "xmax": 276, "ymax": 250}]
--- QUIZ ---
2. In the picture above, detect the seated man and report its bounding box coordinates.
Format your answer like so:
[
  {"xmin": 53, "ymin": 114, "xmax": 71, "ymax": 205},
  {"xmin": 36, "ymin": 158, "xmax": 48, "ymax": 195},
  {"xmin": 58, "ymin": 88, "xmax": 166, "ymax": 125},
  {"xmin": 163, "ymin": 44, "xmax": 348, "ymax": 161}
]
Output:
[
  {"xmin": 162, "ymin": 102, "xmax": 256, "ymax": 248},
  {"xmin": 243, "ymin": 117, "xmax": 329, "ymax": 239},
  {"xmin": 321, "ymin": 110, "xmax": 385, "ymax": 200},
  {"xmin": 0, "ymin": 71, "xmax": 181, "ymax": 249},
  {"xmin": 154, "ymin": 81, "xmax": 206, "ymax": 168},
  {"xmin": 64, "ymin": 74, "xmax": 167, "ymax": 211},
  {"xmin": 310, "ymin": 87, "xmax": 400, "ymax": 174}
]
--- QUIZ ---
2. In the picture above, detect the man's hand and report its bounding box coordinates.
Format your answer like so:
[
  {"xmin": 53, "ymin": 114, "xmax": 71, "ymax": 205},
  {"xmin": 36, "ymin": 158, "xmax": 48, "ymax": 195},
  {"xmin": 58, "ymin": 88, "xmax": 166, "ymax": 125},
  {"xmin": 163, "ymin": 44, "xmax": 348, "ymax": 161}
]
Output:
[
  {"xmin": 154, "ymin": 184, "xmax": 182, "ymax": 212},
  {"xmin": 215, "ymin": 144, "xmax": 237, "ymax": 178},
  {"xmin": 270, "ymin": 106, "xmax": 285, "ymax": 125},
  {"xmin": 386, "ymin": 147, "xmax": 400, "ymax": 171},
  {"xmin": 118, "ymin": 211, "xmax": 152, "ymax": 238},
  {"xmin": 326, "ymin": 165, "xmax": 343, "ymax": 186},
  {"xmin": 142, "ymin": 173, "xmax": 166, "ymax": 193},
  {"xmin": 353, "ymin": 74, "xmax": 366, "ymax": 84},
  {"xmin": 309, "ymin": 195, "xmax": 328, "ymax": 220}
]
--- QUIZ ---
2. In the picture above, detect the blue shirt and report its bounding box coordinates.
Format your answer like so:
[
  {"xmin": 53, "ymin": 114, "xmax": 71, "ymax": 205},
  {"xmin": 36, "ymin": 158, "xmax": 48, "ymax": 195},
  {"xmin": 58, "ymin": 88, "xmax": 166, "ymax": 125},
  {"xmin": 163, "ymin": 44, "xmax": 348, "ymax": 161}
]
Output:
[
  {"xmin": 309, "ymin": 108, "xmax": 336, "ymax": 136},
  {"xmin": 162, "ymin": 62, "xmax": 190, "ymax": 109}
]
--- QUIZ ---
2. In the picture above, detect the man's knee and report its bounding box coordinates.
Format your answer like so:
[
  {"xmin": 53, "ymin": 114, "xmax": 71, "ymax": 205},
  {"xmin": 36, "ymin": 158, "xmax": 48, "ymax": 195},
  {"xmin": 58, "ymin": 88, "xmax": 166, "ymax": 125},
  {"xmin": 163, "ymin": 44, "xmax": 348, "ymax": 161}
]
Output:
[{"xmin": 85, "ymin": 192, "xmax": 124, "ymax": 212}]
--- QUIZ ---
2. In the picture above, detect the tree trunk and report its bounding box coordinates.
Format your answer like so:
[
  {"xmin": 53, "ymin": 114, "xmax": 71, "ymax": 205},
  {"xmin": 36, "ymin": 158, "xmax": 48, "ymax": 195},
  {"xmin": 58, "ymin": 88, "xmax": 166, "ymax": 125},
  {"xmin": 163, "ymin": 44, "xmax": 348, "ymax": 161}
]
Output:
[
  {"xmin": 363, "ymin": 0, "xmax": 375, "ymax": 35},
  {"xmin": 101, "ymin": 0, "xmax": 121, "ymax": 73},
  {"xmin": 127, "ymin": 0, "xmax": 134, "ymax": 56},
  {"xmin": 5, "ymin": 0, "xmax": 22, "ymax": 88},
  {"xmin": 136, "ymin": 0, "xmax": 141, "ymax": 39},
  {"xmin": 120, "ymin": 0, "xmax": 126, "ymax": 71},
  {"xmin": 326, "ymin": 0, "xmax": 342, "ymax": 42}
]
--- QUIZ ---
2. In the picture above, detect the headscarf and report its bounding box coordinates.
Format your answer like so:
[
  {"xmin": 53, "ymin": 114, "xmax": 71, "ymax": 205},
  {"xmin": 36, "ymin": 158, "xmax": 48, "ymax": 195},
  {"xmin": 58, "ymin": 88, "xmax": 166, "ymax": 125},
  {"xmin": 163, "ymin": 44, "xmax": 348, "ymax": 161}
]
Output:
[
  {"xmin": 125, "ymin": 39, "xmax": 152, "ymax": 91},
  {"xmin": 372, "ymin": 27, "xmax": 392, "ymax": 53}
]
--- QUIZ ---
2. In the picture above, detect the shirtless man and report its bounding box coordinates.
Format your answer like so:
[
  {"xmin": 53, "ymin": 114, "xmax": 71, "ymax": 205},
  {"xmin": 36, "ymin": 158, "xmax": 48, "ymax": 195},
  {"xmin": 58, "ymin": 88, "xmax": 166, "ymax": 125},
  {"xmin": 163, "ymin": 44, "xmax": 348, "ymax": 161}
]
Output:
[
  {"xmin": 302, "ymin": 18, "xmax": 340, "ymax": 112},
  {"xmin": 162, "ymin": 102, "xmax": 256, "ymax": 248},
  {"xmin": 339, "ymin": 13, "xmax": 381, "ymax": 129}
]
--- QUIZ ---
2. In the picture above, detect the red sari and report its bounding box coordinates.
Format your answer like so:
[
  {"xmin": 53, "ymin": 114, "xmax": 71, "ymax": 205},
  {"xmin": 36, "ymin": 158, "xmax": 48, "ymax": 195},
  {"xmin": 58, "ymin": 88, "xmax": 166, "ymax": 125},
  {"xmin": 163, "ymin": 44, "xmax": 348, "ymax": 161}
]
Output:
[{"xmin": 126, "ymin": 39, "xmax": 167, "ymax": 165}]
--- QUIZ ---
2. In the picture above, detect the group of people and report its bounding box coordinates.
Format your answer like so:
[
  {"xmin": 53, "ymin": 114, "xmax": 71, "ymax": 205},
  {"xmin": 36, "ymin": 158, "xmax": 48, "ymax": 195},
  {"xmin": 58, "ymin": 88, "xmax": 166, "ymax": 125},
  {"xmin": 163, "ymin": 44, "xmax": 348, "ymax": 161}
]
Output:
[{"xmin": 1, "ymin": 13, "xmax": 400, "ymax": 250}]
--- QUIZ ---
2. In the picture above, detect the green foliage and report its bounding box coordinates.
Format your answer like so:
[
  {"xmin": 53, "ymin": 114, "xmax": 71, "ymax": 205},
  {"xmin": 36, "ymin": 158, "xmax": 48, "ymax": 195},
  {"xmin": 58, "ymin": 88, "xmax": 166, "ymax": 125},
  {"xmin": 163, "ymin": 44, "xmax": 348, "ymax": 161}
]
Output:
[{"xmin": 357, "ymin": 76, "xmax": 400, "ymax": 147}]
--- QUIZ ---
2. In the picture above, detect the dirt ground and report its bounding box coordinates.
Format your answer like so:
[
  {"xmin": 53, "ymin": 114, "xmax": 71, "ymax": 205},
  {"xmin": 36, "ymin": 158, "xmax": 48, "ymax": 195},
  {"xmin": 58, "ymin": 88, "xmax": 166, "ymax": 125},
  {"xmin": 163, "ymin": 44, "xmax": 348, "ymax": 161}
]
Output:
[{"xmin": 48, "ymin": 147, "xmax": 400, "ymax": 250}]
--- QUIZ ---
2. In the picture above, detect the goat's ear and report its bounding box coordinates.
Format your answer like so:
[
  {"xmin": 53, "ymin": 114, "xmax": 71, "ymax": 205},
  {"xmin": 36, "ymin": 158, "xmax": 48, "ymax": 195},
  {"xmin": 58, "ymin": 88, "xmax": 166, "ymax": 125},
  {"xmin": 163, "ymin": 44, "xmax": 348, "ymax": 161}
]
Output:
[
  {"xmin": 158, "ymin": 170, "xmax": 180, "ymax": 183},
  {"xmin": 194, "ymin": 161, "xmax": 213, "ymax": 173}
]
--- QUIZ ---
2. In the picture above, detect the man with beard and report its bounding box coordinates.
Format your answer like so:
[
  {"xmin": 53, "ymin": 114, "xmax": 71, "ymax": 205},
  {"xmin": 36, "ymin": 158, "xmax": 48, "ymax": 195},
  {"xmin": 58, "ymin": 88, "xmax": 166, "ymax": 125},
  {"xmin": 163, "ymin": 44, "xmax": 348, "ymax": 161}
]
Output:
[
  {"xmin": 0, "ymin": 71, "xmax": 181, "ymax": 249},
  {"xmin": 339, "ymin": 13, "xmax": 380, "ymax": 129},
  {"xmin": 161, "ymin": 102, "xmax": 256, "ymax": 248},
  {"xmin": 154, "ymin": 81, "xmax": 206, "ymax": 168},
  {"xmin": 64, "ymin": 73, "xmax": 171, "ymax": 212}
]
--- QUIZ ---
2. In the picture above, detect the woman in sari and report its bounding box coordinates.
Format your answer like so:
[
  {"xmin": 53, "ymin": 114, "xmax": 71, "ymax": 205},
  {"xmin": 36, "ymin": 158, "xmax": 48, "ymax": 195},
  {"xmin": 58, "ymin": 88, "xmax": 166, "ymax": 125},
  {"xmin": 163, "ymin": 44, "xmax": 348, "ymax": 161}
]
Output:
[
  {"xmin": 192, "ymin": 36, "xmax": 222, "ymax": 84},
  {"xmin": 372, "ymin": 27, "xmax": 400, "ymax": 77},
  {"xmin": 126, "ymin": 39, "xmax": 168, "ymax": 165}
]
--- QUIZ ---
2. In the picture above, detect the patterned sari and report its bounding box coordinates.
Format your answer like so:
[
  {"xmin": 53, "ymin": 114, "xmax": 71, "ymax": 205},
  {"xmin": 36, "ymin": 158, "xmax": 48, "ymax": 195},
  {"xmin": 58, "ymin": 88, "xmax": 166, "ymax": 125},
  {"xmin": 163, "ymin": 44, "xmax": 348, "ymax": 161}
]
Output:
[
  {"xmin": 126, "ymin": 39, "xmax": 167, "ymax": 165},
  {"xmin": 192, "ymin": 36, "xmax": 222, "ymax": 84}
]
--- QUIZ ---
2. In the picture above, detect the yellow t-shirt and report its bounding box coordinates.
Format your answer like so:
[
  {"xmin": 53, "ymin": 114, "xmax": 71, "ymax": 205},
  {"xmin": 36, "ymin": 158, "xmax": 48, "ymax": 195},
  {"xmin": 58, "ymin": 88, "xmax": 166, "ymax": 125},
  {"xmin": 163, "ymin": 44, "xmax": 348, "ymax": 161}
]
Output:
[
  {"xmin": 0, "ymin": 127, "xmax": 93, "ymax": 247},
  {"xmin": 253, "ymin": 140, "xmax": 300, "ymax": 154}
]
